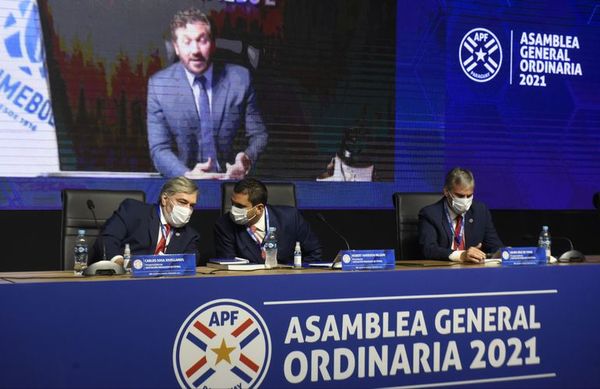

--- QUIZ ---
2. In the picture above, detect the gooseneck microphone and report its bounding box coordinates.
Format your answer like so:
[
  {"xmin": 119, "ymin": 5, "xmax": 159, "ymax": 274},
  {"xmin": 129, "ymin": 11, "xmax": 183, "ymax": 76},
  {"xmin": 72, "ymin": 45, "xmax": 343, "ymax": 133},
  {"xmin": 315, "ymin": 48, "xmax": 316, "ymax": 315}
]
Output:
[
  {"xmin": 316, "ymin": 213, "xmax": 350, "ymax": 250},
  {"xmin": 87, "ymin": 199, "xmax": 106, "ymax": 261},
  {"xmin": 522, "ymin": 234, "xmax": 585, "ymax": 262},
  {"xmin": 552, "ymin": 235, "xmax": 585, "ymax": 262},
  {"xmin": 316, "ymin": 213, "xmax": 350, "ymax": 269}
]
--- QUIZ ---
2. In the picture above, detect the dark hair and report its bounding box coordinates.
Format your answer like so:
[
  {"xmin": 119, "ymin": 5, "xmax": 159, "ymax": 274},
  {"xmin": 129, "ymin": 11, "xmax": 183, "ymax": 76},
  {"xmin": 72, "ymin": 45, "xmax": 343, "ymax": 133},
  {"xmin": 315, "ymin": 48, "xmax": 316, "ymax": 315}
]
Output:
[
  {"xmin": 233, "ymin": 178, "xmax": 268, "ymax": 206},
  {"xmin": 170, "ymin": 8, "xmax": 214, "ymax": 42}
]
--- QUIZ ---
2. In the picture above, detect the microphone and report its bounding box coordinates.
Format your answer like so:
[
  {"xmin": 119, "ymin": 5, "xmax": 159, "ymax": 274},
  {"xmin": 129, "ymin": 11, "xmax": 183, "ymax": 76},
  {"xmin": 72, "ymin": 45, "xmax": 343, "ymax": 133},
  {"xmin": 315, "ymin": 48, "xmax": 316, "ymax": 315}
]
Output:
[
  {"xmin": 316, "ymin": 213, "xmax": 350, "ymax": 269},
  {"xmin": 83, "ymin": 200, "xmax": 125, "ymax": 276},
  {"xmin": 521, "ymin": 234, "xmax": 584, "ymax": 262},
  {"xmin": 316, "ymin": 213, "xmax": 350, "ymax": 250},
  {"xmin": 87, "ymin": 199, "xmax": 106, "ymax": 261},
  {"xmin": 553, "ymin": 235, "xmax": 585, "ymax": 262}
]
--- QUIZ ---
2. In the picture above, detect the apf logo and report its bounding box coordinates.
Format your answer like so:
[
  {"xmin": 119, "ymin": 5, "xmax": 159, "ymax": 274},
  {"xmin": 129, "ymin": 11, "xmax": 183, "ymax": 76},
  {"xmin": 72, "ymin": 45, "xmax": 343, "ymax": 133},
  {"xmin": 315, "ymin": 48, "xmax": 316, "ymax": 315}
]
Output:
[
  {"xmin": 3, "ymin": 0, "xmax": 46, "ymax": 78},
  {"xmin": 173, "ymin": 299, "xmax": 271, "ymax": 389},
  {"xmin": 459, "ymin": 28, "xmax": 502, "ymax": 82}
]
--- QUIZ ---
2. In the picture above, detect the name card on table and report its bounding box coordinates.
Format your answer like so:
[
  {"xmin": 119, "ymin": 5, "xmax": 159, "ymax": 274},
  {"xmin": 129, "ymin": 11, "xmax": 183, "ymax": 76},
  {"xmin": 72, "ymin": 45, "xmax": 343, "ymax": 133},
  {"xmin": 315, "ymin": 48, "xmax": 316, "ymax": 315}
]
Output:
[
  {"xmin": 500, "ymin": 247, "xmax": 547, "ymax": 265},
  {"xmin": 335, "ymin": 249, "xmax": 395, "ymax": 271},
  {"xmin": 131, "ymin": 254, "xmax": 196, "ymax": 277}
]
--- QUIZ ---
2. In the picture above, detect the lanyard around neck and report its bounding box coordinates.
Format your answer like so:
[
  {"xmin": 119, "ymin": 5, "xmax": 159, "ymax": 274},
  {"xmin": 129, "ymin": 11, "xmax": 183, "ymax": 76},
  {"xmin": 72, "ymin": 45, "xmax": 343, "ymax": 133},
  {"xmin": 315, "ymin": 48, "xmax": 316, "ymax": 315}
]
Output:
[
  {"xmin": 444, "ymin": 204, "xmax": 464, "ymax": 248},
  {"xmin": 246, "ymin": 207, "xmax": 270, "ymax": 248}
]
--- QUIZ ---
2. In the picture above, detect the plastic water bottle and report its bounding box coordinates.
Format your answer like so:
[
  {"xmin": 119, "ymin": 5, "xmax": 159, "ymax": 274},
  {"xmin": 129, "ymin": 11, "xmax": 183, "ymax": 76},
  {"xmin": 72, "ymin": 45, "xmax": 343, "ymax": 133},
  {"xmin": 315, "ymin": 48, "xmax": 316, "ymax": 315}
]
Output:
[
  {"xmin": 123, "ymin": 243, "xmax": 131, "ymax": 272},
  {"xmin": 264, "ymin": 227, "xmax": 278, "ymax": 269},
  {"xmin": 73, "ymin": 229, "xmax": 88, "ymax": 275},
  {"xmin": 293, "ymin": 241, "xmax": 302, "ymax": 268},
  {"xmin": 538, "ymin": 225, "xmax": 551, "ymax": 262}
]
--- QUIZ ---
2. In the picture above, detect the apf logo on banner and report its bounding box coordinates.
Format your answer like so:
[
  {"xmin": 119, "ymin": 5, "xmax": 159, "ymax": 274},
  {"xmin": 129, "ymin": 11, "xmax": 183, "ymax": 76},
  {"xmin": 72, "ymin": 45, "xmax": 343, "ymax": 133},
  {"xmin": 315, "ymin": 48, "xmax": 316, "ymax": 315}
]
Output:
[
  {"xmin": 173, "ymin": 299, "xmax": 271, "ymax": 388},
  {"xmin": 459, "ymin": 27, "xmax": 503, "ymax": 82},
  {"xmin": 0, "ymin": 0, "xmax": 59, "ymax": 176}
]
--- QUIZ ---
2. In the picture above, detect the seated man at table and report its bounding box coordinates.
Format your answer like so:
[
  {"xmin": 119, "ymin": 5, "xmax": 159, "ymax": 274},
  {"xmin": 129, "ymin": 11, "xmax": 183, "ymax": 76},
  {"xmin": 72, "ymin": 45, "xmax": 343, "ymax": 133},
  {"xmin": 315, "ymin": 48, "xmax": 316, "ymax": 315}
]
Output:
[
  {"xmin": 418, "ymin": 167, "xmax": 503, "ymax": 263},
  {"xmin": 93, "ymin": 176, "xmax": 200, "ymax": 264},
  {"xmin": 214, "ymin": 178, "xmax": 321, "ymax": 263}
]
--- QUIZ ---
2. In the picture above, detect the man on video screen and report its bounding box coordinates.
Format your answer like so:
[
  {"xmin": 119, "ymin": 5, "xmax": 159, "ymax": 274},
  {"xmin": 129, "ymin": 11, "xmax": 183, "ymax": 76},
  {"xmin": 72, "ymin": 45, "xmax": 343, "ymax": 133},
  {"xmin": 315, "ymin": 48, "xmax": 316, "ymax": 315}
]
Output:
[{"xmin": 147, "ymin": 7, "xmax": 267, "ymax": 179}]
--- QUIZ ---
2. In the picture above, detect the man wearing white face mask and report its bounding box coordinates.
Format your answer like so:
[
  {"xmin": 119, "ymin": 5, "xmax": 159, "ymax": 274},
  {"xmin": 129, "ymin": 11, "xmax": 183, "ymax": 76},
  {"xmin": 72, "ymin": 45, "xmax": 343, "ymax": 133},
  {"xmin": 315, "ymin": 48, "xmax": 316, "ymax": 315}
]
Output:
[
  {"xmin": 214, "ymin": 178, "xmax": 322, "ymax": 264},
  {"xmin": 92, "ymin": 177, "xmax": 200, "ymax": 264},
  {"xmin": 418, "ymin": 167, "xmax": 503, "ymax": 262}
]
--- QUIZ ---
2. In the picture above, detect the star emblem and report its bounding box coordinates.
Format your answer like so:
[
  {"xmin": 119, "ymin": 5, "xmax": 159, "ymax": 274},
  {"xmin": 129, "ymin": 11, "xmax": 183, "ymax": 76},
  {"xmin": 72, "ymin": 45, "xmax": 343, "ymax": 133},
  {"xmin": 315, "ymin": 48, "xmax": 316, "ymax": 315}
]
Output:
[
  {"xmin": 475, "ymin": 48, "xmax": 487, "ymax": 62},
  {"xmin": 211, "ymin": 339, "xmax": 236, "ymax": 365}
]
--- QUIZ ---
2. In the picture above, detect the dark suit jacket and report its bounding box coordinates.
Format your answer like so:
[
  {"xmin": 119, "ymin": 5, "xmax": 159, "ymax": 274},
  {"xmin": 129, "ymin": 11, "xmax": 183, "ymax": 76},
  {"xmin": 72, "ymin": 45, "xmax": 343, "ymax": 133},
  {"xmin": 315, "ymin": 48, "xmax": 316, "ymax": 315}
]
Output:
[
  {"xmin": 92, "ymin": 199, "xmax": 199, "ymax": 262},
  {"xmin": 418, "ymin": 198, "xmax": 503, "ymax": 260},
  {"xmin": 147, "ymin": 61, "xmax": 268, "ymax": 177},
  {"xmin": 214, "ymin": 205, "xmax": 322, "ymax": 264}
]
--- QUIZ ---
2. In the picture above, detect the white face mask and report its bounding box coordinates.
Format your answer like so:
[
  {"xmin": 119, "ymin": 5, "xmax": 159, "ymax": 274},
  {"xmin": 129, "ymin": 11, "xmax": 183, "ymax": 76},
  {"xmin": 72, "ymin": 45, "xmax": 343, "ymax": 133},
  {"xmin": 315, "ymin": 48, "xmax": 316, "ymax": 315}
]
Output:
[
  {"xmin": 449, "ymin": 194, "xmax": 473, "ymax": 214},
  {"xmin": 165, "ymin": 201, "xmax": 193, "ymax": 227},
  {"xmin": 230, "ymin": 205, "xmax": 252, "ymax": 225}
]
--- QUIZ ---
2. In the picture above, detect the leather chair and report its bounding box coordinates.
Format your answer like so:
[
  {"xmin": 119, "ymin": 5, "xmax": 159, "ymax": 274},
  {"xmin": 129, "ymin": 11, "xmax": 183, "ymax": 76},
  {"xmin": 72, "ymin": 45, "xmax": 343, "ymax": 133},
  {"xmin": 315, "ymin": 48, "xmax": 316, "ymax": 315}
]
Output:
[
  {"xmin": 393, "ymin": 193, "xmax": 441, "ymax": 260},
  {"xmin": 221, "ymin": 182, "xmax": 296, "ymax": 215},
  {"xmin": 61, "ymin": 189, "xmax": 146, "ymax": 270}
]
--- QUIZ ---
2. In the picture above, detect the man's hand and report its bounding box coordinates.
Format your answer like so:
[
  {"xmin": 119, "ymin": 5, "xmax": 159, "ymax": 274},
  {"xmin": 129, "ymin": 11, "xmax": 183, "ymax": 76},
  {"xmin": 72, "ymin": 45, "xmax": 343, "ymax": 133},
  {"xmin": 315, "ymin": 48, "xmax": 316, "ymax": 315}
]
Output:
[
  {"xmin": 460, "ymin": 243, "xmax": 486, "ymax": 263},
  {"xmin": 185, "ymin": 158, "xmax": 225, "ymax": 180},
  {"xmin": 225, "ymin": 152, "xmax": 252, "ymax": 180}
]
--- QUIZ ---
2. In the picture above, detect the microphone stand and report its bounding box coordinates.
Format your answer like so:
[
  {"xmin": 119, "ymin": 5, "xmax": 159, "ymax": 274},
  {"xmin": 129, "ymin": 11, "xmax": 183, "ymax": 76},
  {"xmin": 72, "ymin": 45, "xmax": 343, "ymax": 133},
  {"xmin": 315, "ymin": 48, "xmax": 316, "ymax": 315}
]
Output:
[{"xmin": 316, "ymin": 213, "xmax": 350, "ymax": 269}]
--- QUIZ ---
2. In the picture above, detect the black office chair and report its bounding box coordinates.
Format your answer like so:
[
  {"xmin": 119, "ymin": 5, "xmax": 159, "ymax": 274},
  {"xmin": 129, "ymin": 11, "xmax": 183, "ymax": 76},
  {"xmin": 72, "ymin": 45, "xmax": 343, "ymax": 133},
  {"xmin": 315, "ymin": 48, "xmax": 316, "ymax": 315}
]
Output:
[
  {"xmin": 61, "ymin": 189, "xmax": 146, "ymax": 270},
  {"xmin": 221, "ymin": 182, "xmax": 296, "ymax": 215},
  {"xmin": 393, "ymin": 193, "xmax": 441, "ymax": 260}
]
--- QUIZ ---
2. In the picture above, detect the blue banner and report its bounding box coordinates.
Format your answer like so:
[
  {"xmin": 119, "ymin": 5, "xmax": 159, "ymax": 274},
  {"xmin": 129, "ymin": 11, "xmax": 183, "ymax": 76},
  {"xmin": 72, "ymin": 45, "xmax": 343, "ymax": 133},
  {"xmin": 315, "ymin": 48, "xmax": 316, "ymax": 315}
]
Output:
[{"xmin": 1, "ymin": 264, "xmax": 600, "ymax": 387}]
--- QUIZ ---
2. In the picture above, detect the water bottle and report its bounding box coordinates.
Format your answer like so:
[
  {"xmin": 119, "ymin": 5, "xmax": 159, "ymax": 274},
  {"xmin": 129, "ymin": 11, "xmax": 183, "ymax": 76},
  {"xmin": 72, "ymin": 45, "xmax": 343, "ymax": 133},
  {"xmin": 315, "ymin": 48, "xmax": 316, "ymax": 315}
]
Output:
[
  {"xmin": 123, "ymin": 243, "xmax": 131, "ymax": 272},
  {"xmin": 264, "ymin": 227, "xmax": 278, "ymax": 269},
  {"xmin": 538, "ymin": 225, "xmax": 551, "ymax": 262},
  {"xmin": 73, "ymin": 229, "xmax": 88, "ymax": 275},
  {"xmin": 293, "ymin": 241, "xmax": 302, "ymax": 268}
]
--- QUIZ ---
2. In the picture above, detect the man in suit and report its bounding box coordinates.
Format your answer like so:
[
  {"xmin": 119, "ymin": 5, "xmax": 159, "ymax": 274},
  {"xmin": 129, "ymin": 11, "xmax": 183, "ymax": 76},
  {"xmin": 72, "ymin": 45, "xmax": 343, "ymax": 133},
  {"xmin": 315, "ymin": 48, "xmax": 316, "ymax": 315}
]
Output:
[
  {"xmin": 93, "ymin": 177, "xmax": 200, "ymax": 264},
  {"xmin": 214, "ymin": 178, "xmax": 322, "ymax": 264},
  {"xmin": 147, "ymin": 8, "xmax": 267, "ymax": 179},
  {"xmin": 418, "ymin": 167, "xmax": 503, "ymax": 262}
]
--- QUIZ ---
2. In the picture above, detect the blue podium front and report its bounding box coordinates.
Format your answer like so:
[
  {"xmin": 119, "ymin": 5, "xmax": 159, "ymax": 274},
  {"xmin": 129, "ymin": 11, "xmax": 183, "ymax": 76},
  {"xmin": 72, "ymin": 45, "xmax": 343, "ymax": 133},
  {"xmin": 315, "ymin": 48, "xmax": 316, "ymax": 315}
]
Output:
[{"xmin": 1, "ymin": 263, "xmax": 599, "ymax": 388}]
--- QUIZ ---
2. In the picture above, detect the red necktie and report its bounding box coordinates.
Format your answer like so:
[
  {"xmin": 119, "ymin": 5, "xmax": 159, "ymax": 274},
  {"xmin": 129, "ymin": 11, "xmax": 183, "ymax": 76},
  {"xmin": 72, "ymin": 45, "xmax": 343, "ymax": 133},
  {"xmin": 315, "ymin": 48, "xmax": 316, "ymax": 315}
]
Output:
[
  {"xmin": 155, "ymin": 224, "xmax": 171, "ymax": 255},
  {"xmin": 453, "ymin": 215, "xmax": 465, "ymax": 250}
]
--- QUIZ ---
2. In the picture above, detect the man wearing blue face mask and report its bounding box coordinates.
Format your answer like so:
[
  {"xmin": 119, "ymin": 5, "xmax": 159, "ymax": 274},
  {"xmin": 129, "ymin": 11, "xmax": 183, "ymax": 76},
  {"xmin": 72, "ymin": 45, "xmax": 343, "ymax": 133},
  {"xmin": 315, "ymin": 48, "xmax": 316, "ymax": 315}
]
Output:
[
  {"xmin": 418, "ymin": 167, "xmax": 503, "ymax": 262},
  {"xmin": 92, "ymin": 176, "xmax": 200, "ymax": 264},
  {"xmin": 214, "ymin": 178, "xmax": 322, "ymax": 264}
]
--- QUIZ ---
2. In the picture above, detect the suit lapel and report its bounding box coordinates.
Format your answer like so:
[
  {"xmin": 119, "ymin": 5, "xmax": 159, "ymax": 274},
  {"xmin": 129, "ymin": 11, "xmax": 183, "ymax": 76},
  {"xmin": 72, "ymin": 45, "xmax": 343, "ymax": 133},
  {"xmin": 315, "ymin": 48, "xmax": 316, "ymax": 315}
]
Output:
[
  {"xmin": 464, "ymin": 208, "xmax": 475, "ymax": 248},
  {"xmin": 166, "ymin": 228, "xmax": 185, "ymax": 253},
  {"xmin": 237, "ymin": 226, "xmax": 261, "ymax": 262},
  {"xmin": 211, "ymin": 63, "xmax": 229, "ymax": 134},
  {"xmin": 149, "ymin": 205, "xmax": 160, "ymax": 252},
  {"xmin": 439, "ymin": 201, "xmax": 453, "ymax": 245}
]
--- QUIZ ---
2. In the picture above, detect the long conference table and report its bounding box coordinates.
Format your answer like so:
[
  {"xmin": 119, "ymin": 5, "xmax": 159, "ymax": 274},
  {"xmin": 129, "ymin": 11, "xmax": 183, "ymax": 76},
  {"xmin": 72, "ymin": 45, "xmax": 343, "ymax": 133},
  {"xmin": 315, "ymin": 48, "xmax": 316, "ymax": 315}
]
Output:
[{"xmin": 1, "ymin": 260, "xmax": 600, "ymax": 388}]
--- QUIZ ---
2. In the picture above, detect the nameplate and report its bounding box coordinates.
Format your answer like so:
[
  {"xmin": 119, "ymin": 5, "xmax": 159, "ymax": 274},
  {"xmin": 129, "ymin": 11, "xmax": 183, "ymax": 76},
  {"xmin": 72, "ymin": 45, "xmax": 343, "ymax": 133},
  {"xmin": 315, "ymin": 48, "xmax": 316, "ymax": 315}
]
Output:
[
  {"xmin": 501, "ymin": 247, "xmax": 546, "ymax": 265},
  {"xmin": 335, "ymin": 249, "xmax": 395, "ymax": 271},
  {"xmin": 131, "ymin": 254, "xmax": 196, "ymax": 277}
]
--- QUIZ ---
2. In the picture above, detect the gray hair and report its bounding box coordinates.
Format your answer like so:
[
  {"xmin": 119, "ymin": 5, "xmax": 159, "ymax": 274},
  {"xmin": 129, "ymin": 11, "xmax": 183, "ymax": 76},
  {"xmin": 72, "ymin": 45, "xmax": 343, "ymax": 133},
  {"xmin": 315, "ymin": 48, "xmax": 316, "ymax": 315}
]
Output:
[
  {"xmin": 444, "ymin": 167, "xmax": 475, "ymax": 191},
  {"xmin": 170, "ymin": 8, "xmax": 214, "ymax": 42},
  {"xmin": 159, "ymin": 176, "xmax": 198, "ymax": 202}
]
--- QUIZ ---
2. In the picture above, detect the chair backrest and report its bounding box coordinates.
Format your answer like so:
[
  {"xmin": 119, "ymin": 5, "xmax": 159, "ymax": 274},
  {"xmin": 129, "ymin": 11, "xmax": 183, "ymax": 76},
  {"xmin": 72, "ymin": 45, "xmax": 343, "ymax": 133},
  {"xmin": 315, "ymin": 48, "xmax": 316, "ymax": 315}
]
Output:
[
  {"xmin": 61, "ymin": 189, "xmax": 146, "ymax": 270},
  {"xmin": 221, "ymin": 182, "xmax": 297, "ymax": 215},
  {"xmin": 393, "ymin": 192, "xmax": 441, "ymax": 260}
]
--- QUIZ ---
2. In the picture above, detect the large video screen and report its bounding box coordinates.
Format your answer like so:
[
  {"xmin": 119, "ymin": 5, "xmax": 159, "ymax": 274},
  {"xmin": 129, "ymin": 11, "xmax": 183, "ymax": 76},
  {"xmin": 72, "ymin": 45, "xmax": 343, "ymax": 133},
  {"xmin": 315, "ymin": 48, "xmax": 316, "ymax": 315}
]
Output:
[{"xmin": 0, "ymin": 0, "xmax": 599, "ymax": 210}]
